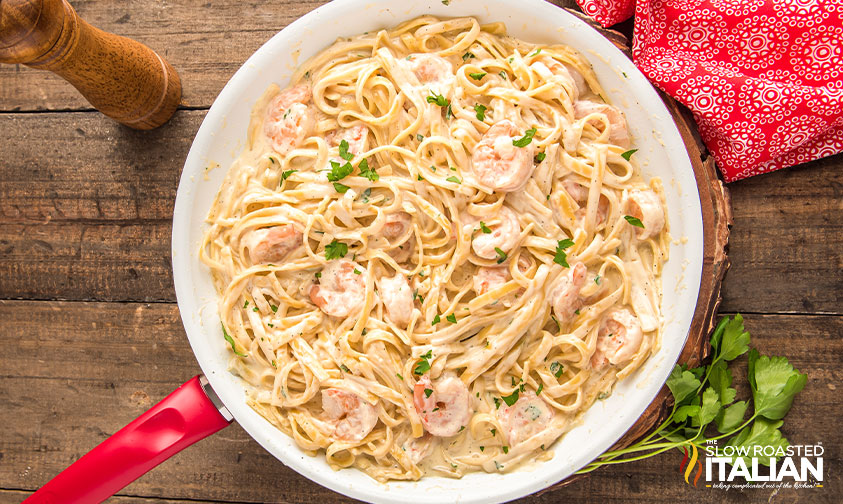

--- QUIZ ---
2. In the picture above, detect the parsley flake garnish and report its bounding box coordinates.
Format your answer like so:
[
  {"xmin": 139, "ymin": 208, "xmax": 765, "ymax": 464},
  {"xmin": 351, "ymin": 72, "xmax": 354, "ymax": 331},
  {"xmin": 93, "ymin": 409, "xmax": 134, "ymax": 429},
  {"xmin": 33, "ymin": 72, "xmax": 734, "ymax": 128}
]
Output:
[
  {"xmin": 529, "ymin": 48, "xmax": 542, "ymax": 57},
  {"xmin": 534, "ymin": 152, "xmax": 546, "ymax": 163},
  {"xmin": 624, "ymin": 215, "xmax": 645, "ymax": 228},
  {"xmin": 499, "ymin": 70, "xmax": 507, "ymax": 79},
  {"xmin": 494, "ymin": 247, "xmax": 507, "ymax": 264},
  {"xmin": 446, "ymin": 175, "xmax": 461, "ymax": 184},
  {"xmin": 502, "ymin": 389, "xmax": 519, "ymax": 406},
  {"xmin": 512, "ymin": 127, "xmax": 537, "ymax": 147},
  {"xmin": 594, "ymin": 275, "xmax": 601, "ymax": 285},
  {"xmin": 426, "ymin": 91, "xmax": 450, "ymax": 108},
  {"xmin": 333, "ymin": 182, "xmax": 350, "ymax": 193},
  {"xmin": 396, "ymin": 373, "xmax": 403, "ymax": 380},
  {"xmin": 338, "ymin": 139, "xmax": 354, "ymax": 161},
  {"xmin": 502, "ymin": 446, "xmax": 509, "ymax": 454},
  {"xmin": 280, "ymin": 169, "xmax": 297, "ymax": 183},
  {"xmin": 553, "ymin": 238, "xmax": 575, "ymax": 267},
  {"xmin": 432, "ymin": 314, "xmax": 441, "ymax": 325},
  {"xmin": 550, "ymin": 361, "xmax": 564, "ymax": 378},
  {"xmin": 536, "ymin": 383, "xmax": 544, "ymax": 395},
  {"xmin": 462, "ymin": 52, "xmax": 475, "ymax": 61},
  {"xmin": 414, "ymin": 350, "xmax": 433, "ymax": 375},
  {"xmin": 340, "ymin": 364, "xmax": 351, "ymax": 373},
  {"xmin": 324, "ymin": 240, "xmax": 348, "ymax": 260},
  {"xmin": 221, "ymin": 323, "xmax": 246, "ymax": 357},
  {"xmin": 358, "ymin": 158, "xmax": 379, "ymax": 181},
  {"xmin": 327, "ymin": 160, "xmax": 353, "ymax": 182},
  {"xmin": 474, "ymin": 103, "xmax": 487, "ymax": 121},
  {"xmin": 424, "ymin": 388, "xmax": 433, "ymax": 398},
  {"xmin": 446, "ymin": 313, "xmax": 457, "ymax": 323},
  {"xmin": 469, "ymin": 72, "xmax": 487, "ymax": 80},
  {"xmin": 417, "ymin": 134, "xmax": 424, "ymax": 142},
  {"xmin": 270, "ymin": 304, "xmax": 278, "ymax": 313},
  {"xmin": 479, "ymin": 221, "xmax": 492, "ymax": 234},
  {"xmin": 620, "ymin": 149, "xmax": 638, "ymax": 161},
  {"xmin": 243, "ymin": 300, "xmax": 249, "ymax": 308}
]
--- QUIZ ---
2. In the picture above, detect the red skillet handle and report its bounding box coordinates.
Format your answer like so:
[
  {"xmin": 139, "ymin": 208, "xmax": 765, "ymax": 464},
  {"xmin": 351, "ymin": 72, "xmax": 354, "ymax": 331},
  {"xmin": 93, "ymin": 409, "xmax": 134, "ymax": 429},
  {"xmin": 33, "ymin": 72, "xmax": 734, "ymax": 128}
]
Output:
[{"xmin": 23, "ymin": 375, "xmax": 233, "ymax": 504}]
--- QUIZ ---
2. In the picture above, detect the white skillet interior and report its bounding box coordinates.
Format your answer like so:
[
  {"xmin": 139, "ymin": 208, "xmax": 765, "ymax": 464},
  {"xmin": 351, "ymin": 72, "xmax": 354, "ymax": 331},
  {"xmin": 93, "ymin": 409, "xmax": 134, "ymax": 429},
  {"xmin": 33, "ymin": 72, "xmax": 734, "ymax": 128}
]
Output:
[{"xmin": 172, "ymin": 1, "xmax": 704, "ymax": 502}]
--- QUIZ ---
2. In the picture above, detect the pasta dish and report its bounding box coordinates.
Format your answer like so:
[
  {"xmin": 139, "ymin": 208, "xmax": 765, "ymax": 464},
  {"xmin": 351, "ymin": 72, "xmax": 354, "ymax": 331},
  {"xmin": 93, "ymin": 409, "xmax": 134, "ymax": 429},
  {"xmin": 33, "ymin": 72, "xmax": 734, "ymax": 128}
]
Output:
[{"xmin": 200, "ymin": 16, "xmax": 669, "ymax": 482}]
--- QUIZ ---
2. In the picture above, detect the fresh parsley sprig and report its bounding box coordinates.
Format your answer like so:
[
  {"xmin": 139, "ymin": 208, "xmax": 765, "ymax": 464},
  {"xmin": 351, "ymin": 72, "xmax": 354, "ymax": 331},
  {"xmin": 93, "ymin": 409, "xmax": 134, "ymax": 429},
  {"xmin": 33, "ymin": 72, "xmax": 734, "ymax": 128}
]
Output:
[{"xmin": 578, "ymin": 314, "xmax": 807, "ymax": 475}]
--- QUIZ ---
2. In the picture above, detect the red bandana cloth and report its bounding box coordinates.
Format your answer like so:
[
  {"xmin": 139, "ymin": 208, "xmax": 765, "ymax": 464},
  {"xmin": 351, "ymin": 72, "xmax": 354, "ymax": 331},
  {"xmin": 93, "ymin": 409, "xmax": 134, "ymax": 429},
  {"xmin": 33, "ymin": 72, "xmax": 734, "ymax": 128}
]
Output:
[{"xmin": 574, "ymin": 0, "xmax": 843, "ymax": 182}]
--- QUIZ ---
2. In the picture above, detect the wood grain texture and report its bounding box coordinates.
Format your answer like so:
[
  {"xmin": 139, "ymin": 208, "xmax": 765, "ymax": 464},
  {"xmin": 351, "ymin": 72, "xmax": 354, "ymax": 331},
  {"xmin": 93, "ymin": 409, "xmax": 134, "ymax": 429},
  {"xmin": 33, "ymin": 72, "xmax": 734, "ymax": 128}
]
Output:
[
  {"xmin": 0, "ymin": 0, "xmax": 181, "ymax": 128},
  {"xmin": 2, "ymin": 111, "xmax": 840, "ymax": 312},
  {"xmin": 1, "ymin": 300, "xmax": 838, "ymax": 503}
]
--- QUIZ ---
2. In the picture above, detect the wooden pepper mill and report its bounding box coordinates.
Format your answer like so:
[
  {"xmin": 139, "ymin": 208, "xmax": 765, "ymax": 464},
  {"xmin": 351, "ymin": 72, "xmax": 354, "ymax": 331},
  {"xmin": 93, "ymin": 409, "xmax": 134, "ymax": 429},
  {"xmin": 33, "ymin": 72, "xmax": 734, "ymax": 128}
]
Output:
[{"xmin": 0, "ymin": 0, "xmax": 181, "ymax": 129}]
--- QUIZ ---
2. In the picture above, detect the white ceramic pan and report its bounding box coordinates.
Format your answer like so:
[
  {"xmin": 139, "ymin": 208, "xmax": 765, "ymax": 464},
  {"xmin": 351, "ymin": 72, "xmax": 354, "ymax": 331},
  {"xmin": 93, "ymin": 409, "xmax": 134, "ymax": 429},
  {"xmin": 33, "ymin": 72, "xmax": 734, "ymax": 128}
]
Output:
[{"xmin": 23, "ymin": 1, "xmax": 703, "ymax": 503}]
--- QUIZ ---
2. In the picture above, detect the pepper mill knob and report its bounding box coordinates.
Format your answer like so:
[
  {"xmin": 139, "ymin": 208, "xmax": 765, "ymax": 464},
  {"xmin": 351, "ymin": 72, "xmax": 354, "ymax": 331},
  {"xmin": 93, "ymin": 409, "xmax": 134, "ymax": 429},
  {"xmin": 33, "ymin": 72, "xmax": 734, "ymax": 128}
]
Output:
[{"xmin": 0, "ymin": 0, "xmax": 181, "ymax": 129}]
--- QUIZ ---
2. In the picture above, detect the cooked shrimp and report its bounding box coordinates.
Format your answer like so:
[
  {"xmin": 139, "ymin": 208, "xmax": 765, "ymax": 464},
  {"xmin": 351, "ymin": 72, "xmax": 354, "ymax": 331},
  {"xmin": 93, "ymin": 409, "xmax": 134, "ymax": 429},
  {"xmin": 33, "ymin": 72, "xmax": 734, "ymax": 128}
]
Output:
[
  {"xmin": 378, "ymin": 212, "xmax": 414, "ymax": 263},
  {"xmin": 626, "ymin": 189, "xmax": 665, "ymax": 240},
  {"xmin": 377, "ymin": 273, "xmax": 414, "ymax": 325},
  {"xmin": 550, "ymin": 262, "xmax": 587, "ymax": 322},
  {"xmin": 310, "ymin": 259, "xmax": 367, "ymax": 318},
  {"xmin": 574, "ymin": 100, "xmax": 630, "ymax": 148},
  {"xmin": 402, "ymin": 433, "xmax": 435, "ymax": 465},
  {"xmin": 562, "ymin": 179, "xmax": 609, "ymax": 224},
  {"xmin": 243, "ymin": 225, "xmax": 302, "ymax": 264},
  {"xmin": 471, "ymin": 205, "xmax": 521, "ymax": 261},
  {"xmin": 327, "ymin": 124, "xmax": 369, "ymax": 157},
  {"xmin": 264, "ymin": 85, "xmax": 317, "ymax": 156},
  {"xmin": 322, "ymin": 388, "xmax": 378, "ymax": 442},
  {"xmin": 413, "ymin": 374, "xmax": 472, "ymax": 437},
  {"xmin": 591, "ymin": 307, "xmax": 644, "ymax": 370},
  {"xmin": 497, "ymin": 393, "xmax": 553, "ymax": 446},
  {"xmin": 471, "ymin": 120, "xmax": 536, "ymax": 192},
  {"xmin": 404, "ymin": 53, "xmax": 455, "ymax": 90}
]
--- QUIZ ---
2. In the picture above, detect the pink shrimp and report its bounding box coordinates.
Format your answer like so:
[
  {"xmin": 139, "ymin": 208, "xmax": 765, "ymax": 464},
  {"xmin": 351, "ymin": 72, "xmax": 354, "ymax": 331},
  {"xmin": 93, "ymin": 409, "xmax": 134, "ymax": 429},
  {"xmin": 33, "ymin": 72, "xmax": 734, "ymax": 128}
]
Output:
[
  {"xmin": 377, "ymin": 273, "xmax": 414, "ymax": 325},
  {"xmin": 574, "ymin": 100, "xmax": 631, "ymax": 148},
  {"xmin": 327, "ymin": 124, "xmax": 369, "ymax": 158},
  {"xmin": 497, "ymin": 393, "xmax": 554, "ymax": 446},
  {"xmin": 264, "ymin": 85, "xmax": 317, "ymax": 156},
  {"xmin": 413, "ymin": 374, "xmax": 472, "ymax": 437},
  {"xmin": 626, "ymin": 189, "xmax": 665, "ymax": 240},
  {"xmin": 471, "ymin": 205, "xmax": 521, "ymax": 261},
  {"xmin": 402, "ymin": 433, "xmax": 435, "ymax": 465},
  {"xmin": 590, "ymin": 308, "xmax": 644, "ymax": 370},
  {"xmin": 404, "ymin": 53, "xmax": 455, "ymax": 90},
  {"xmin": 242, "ymin": 224, "xmax": 302, "ymax": 264},
  {"xmin": 379, "ymin": 212, "xmax": 414, "ymax": 263},
  {"xmin": 310, "ymin": 260, "xmax": 367, "ymax": 318},
  {"xmin": 471, "ymin": 120, "xmax": 537, "ymax": 192},
  {"xmin": 322, "ymin": 388, "xmax": 378, "ymax": 443},
  {"xmin": 550, "ymin": 262, "xmax": 587, "ymax": 322}
]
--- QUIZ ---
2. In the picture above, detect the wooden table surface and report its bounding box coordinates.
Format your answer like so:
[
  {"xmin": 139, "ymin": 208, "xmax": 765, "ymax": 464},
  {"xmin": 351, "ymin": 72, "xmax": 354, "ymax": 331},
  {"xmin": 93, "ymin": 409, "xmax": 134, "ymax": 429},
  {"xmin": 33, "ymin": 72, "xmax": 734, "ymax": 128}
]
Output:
[{"xmin": 1, "ymin": 1, "xmax": 840, "ymax": 503}]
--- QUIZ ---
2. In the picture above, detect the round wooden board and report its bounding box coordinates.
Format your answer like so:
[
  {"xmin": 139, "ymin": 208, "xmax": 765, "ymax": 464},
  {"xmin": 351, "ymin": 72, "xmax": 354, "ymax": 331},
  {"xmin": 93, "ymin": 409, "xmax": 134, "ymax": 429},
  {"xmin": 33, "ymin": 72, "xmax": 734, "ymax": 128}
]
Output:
[{"xmin": 542, "ymin": 11, "xmax": 734, "ymax": 492}]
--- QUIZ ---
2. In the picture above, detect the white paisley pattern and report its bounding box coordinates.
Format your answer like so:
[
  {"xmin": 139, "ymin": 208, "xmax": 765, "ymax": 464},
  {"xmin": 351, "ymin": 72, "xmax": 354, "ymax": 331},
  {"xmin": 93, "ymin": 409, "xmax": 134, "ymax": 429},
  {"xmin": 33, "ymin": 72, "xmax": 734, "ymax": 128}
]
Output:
[{"xmin": 578, "ymin": 0, "xmax": 843, "ymax": 181}]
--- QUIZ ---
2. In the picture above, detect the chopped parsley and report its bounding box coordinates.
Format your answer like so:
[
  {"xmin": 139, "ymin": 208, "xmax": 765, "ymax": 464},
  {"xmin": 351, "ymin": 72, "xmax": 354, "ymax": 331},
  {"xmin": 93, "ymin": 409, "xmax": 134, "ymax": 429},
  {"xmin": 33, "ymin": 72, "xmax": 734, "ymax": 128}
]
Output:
[
  {"xmin": 491, "ymin": 428, "xmax": 497, "ymax": 436},
  {"xmin": 536, "ymin": 383, "xmax": 544, "ymax": 395},
  {"xmin": 432, "ymin": 314, "xmax": 441, "ymax": 325},
  {"xmin": 469, "ymin": 72, "xmax": 487, "ymax": 80},
  {"xmin": 446, "ymin": 313, "xmax": 457, "ymax": 324},
  {"xmin": 270, "ymin": 304, "xmax": 278, "ymax": 313},
  {"xmin": 512, "ymin": 127, "xmax": 537, "ymax": 147},
  {"xmin": 340, "ymin": 364, "xmax": 351, "ymax": 373},
  {"xmin": 493, "ymin": 397, "xmax": 501, "ymax": 409},
  {"xmin": 534, "ymin": 152, "xmax": 546, "ymax": 163},
  {"xmin": 327, "ymin": 160, "xmax": 353, "ymax": 182},
  {"xmin": 243, "ymin": 300, "xmax": 249, "ymax": 308},
  {"xmin": 474, "ymin": 103, "xmax": 487, "ymax": 121},
  {"xmin": 414, "ymin": 350, "xmax": 433, "ymax": 375},
  {"xmin": 550, "ymin": 314, "xmax": 561, "ymax": 331},
  {"xmin": 502, "ymin": 389, "xmax": 519, "ymax": 406},
  {"xmin": 426, "ymin": 91, "xmax": 450, "ymax": 107},
  {"xmin": 462, "ymin": 52, "xmax": 475, "ymax": 61},
  {"xmin": 620, "ymin": 148, "xmax": 638, "ymax": 161},
  {"xmin": 480, "ymin": 446, "xmax": 485, "ymax": 451},
  {"xmin": 333, "ymin": 182, "xmax": 350, "ymax": 193},
  {"xmin": 594, "ymin": 275, "xmax": 601, "ymax": 285},
  {"xmin": 502, "ymin": 446, "xmax": 509, "ymax": 454},
  {"xmin": 624, "ymin": 215, "xmax": 645, "ymax": 228},
  {"xmin": 446, "ymin": 175, "xmax": 461, "ymax": 184},
  {"xmin": 529, "ymin": 48, "xmax": 542, "ymax": 57},
  {"xmin": 267, "ymin": 323, "xmax": 274, "ymax": 328},
  {"xmin": 479, "ymin": 221, "xmax": 492, "ymax": 234},
  {"xmin": 358, "ymin": 158, "xmax": 379, "ymax": 181},
  {"xmin": 424, "ymin": 388, "xmax": 433, "ymax": 398},
  {"xmin": 280, "ymin": 169, "xmax": 297, "ymax": 183},
  {"xmin": 396, "ymin": 373, "xmax": 403, "ymax": 380},
  {"xmin": 353, "ymin": 268, "xmax": 361, "ymax": 275},
  {"xmin": 499, "ymin": 70, "xmax": 507, "ymax": 79},
  {"xmin": 417, "ymin": 134, "xmax": 424, "ymax": 142},
  {"xmin": 360, "ymin": 187, "xmax": 372, "ymax": 203},
  {"xmin": 494, "ymin": 247, "xmax": 507, "ymax": 264},
  {"xmin": 324, "ymin": 239, "xmax": 348, "ymax": 260},
  {"xmin": 574, "ymin": 309, "xmax": 580, "ymax": 315},
  {"xmin": 553, "ymin": 238, "xmax": 575, "ymax": 267},
  {"xmin": 338, "ymin": 139, "xmax": 354, "ymax": 161},
  {"xmin": 221, "ymin": 323, "xmax": 246, "ymax": 357},
  {"xmin": 442, "ymin": 0, "xmax": 449, "ymax": 5},
  {"xmin": 550, "ymin": 361, "xmax": 564, "ymax": 378}
]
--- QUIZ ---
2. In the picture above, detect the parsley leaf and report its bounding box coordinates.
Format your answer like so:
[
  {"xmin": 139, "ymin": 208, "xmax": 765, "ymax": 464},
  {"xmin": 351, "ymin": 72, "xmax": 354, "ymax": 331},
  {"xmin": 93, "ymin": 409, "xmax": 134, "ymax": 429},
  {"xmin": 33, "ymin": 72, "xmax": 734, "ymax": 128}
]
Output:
[
  {"xmin": 358, "ymin": 158, "xmax": 378, "ymax": 181},
  {"xmin": 414, "ymin": 350, "xmax": 433, "ymax": 375},
  {"xmin": 446, "ymin": 313, "xmax": 457, "ymax": 323},
  {"xmin": 550, "ymin": 361, "xmax": 563, "ymax": 378},
  {"xmin": 723, "ymin": 418, "xmax": 789, "ymax": 468},
  {"xmin": 494, "ymin": 247, "xmax": 507, "ymax": 264},
  {"xmin": 432, "ymin": 314, "xmax": 441, "ymax": 325},
  {"xmin": 327, "ymin": 160, "xmax": 353, "ymax": 182},
  {"xmin": 536, "ymin": 383, "xmax": 543, "ymax": 395},
  {"xmin": 697, "ymin": 386, "xmax": 722, "ymax": 426},
  {"xmin": 446, "ymin": 175, "xmax": 461, "ymax": 184},
  {"xmin": 333, "ymin": 182, "xmax": 350, "ymax": 193},
  {"xmin": 469, "ymin": 72, "xmax": 487, "ymax": 80},
  {"xmin": 666, "ymin": 365, "xmax": 701, "ymax": 405},
  {"xmin": 424, "ymin": 388, "xmax": 433, "ymax": 398},
  {"xmin": 534, "ymin": 152, "xmax": 546, "ymax": 163},
  {"xmin": 502, "ymin": 389, "xmax": 520, "ymax": 406},
  {"xmin": 707, "ymin": 360, "xmax": 737, "ymax": 406},
  {"xmin": 221, "ymin": 323, "xmax": 246, "ymax": 357},
  {"xmin": 479, "ymin": 221, "xmax": 492, "ymax": 234},
  {"xmin": 715, "ymin": 400, "xmax": 748, "ymax": 434},
  {"xmin": 748, "ymin": 349, "xmax": 807, "ymax": 420},
  {"xmin": 340, "ymin": 364, "xmax": 351, "ymax": 373},
  {"xmin": 426, "ymin": 91, "xmax": 450, "ymax": 108},
  {"xmin": 512, "ymin": 127, "xmax": 537, "ymax": 147},
  {"xmin": 338, "ymin": 139, "xmax": 354, "ymax": 161},
  {"xmin": 714, "ymin": 314, "xmax": 751, "ymax": 362},
  {"xmin": 280, "ymin": 169, "xmax": 297, "ymax": 183},
  {"xmin": 474, "ymin": 103, "xmax": 487, "ymax": 121},
  {"xmin": 620, "ymin": 149, "xmax": 638, "ymax": 161},
  {"xmin": 553, "ymin": 238, "xmax": 575, "ymax": 267},
  {"xmin": 324, "ymin": 240, "xmax": 348, "ymax": 260},
  {"xmin": 462, "ymin": 52, "xmax": 475, "ymax": 61},
  {"xmin": 624, "ymin": 215, "xmax": 645, "ymax": 228}
]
